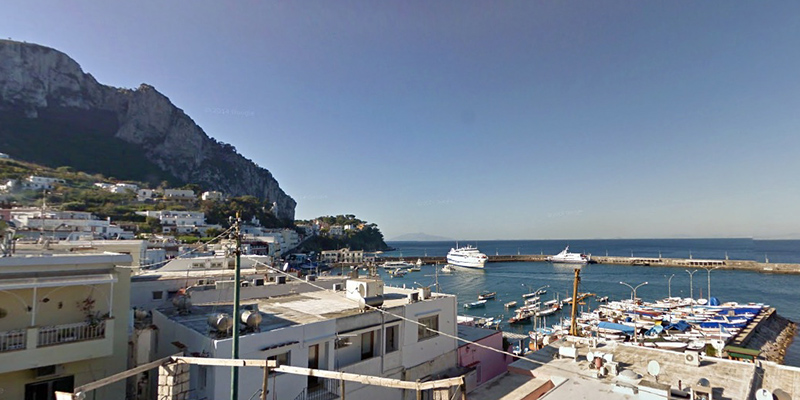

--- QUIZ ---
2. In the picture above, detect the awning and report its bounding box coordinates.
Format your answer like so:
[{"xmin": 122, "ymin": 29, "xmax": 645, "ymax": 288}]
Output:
[{"xmin": 0, "ymin": 273, "xmax": 117, "ymax": 290}]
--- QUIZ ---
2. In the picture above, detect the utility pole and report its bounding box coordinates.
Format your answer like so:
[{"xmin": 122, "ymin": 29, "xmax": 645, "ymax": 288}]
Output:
[
  {"xmin": 569, "ymin": 268, "xmax": 580, "ymax": 336},
  {"xmin": 231, "ymin": 212, "xmax": 242, "ymax": 400}
]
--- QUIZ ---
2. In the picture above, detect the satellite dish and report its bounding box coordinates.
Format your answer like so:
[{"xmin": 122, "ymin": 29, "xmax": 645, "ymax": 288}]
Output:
[
  {"xmin": 586, "ymin": 351, "xmax": 594, "ymax": 361},
  {"xmin": 755, "ymin": 388, "xmax": 774, "ymax": 400},
  {"xmin": 647, "ymin": 360, "xmax": 661, "ymax": 378}
]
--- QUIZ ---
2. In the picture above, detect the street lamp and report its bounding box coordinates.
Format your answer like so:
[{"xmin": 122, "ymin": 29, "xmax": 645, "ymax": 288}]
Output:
[
  {"xmin": 685, "ymin": 269, "xmax": 698, "ymax": 300},
  {"xmin": 702, "ymin": 266, "xmax": 721, "ymax": 300},
  {"xmin": 665, "ymin": 274, "xmax": 675, "ymax": 298},
  {"xmin": 619, "ymin": 281, "xmax": 648, "ymax": 302}
]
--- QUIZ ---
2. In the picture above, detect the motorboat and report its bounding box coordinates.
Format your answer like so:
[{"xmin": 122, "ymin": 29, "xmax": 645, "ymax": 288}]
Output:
[
  {"xmin": 388, "ymin": 268, "xmax": 407, "ymax": 277},
  {"xmin": 505, "ymin": 301, "xmax": 518, "ymax": 308},
  {"xmin": 478, "ymin": 291, "xmax": 497, "ymax": 300},
  {"xmin": 547, "ymin": 246, "xmax": 590, "ymax": 264},
  {"xmin": 381, "ymin": 260, "xmax": 416, "ymax": 269},
  {"xmin": 441, "ymin": 264, "xmax": 455, "ymax": 273},
  {"xmin": 464, "ymin": 300, "xmax": 488, "ymax": 309},
  {"xmin": 447, "ymin": 245, "xmax": 488, "ymax": 269}
]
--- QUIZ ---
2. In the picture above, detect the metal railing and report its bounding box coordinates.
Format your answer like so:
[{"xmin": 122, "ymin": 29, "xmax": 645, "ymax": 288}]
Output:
[
  {"xmin": 293, "ymin": 379, "xmax": 341, "ymax": 400},
  {"xmin": 0, "ymin": 330, "xmax": 26, "ymax": 352},
  {"xmin": 38, "ymin": 320, "xmax": 106, "ymax": 347}
]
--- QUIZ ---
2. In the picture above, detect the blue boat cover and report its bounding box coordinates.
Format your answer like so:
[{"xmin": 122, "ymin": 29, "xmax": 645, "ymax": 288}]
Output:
[
  {"xmin": 709, "ymin": 297, "xmax": 720, "ymax": 306},
  {"xmin": 664, "ymin": 321, "xmax": 691, "ymax": 332},
  {"xmin": 597, "ymin": 321, "xmax": 635, "ymax": 336},
  {"xmin": 645, "ymin": 325, "xmax": 664, "ymax": 336}
]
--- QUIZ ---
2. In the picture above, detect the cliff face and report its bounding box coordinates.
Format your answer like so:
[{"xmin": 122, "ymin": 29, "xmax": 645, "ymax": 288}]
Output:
[{"xmin": 0, "ymin": 40, "xmax": 296, "ymax": 220}]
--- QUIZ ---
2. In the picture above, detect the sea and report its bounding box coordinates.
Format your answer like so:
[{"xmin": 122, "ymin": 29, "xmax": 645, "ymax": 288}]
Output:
[{"xmin": 372, "ymin": 239, "xmax": 800, "ymax": 366}]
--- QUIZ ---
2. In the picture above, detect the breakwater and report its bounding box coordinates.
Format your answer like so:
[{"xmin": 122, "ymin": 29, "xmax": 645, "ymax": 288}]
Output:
[{"xmin": 377, "ymin": 255, "xmax": 800, "ymax": 274}]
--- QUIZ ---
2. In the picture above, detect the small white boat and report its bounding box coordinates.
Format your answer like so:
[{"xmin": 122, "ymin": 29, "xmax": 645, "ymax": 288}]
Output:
[
  {"xmin": 464, "ymin": 300, "xmax": 488, "ymax": 309},
  {"xmin": 388, "ymin": 268, "xmax": 407, "ymax": 277},
  {"xmin": 441, "ymin": 264, "xmax": 454, "ymax": 273},
  {"xmin": 505, "ymin": 301, "xmax": 518, "ymax": 308}
]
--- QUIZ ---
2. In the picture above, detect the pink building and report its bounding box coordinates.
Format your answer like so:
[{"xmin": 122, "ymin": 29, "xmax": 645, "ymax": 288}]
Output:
[{"xmin": 457, "ymin": 324, "xmax": 509, "ymax": 389}]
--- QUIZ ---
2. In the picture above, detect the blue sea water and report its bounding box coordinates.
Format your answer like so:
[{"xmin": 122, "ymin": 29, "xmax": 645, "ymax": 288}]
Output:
[{"xmin": 378, "ymin": 239, "xmax": 800, "ymax": 366}]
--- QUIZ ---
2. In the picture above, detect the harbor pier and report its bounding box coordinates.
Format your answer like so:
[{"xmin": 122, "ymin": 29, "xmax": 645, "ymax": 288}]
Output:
[{"xmin": 378, "ymin": 254, "xmax": 800, "ymax": 274}]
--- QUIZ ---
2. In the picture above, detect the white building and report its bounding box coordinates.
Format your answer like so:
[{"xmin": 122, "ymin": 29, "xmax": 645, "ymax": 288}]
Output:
[
  {"xmin": 109, "ymin": 183, "xmax": 139, "ymax": 194},
  {"xmin": 23, "ymin": 175, "xmax": 65, "ymax": 190},
  {"xmin": 10, "ymin": 209, "xmax": 134, "ymax": 240},
  {"xmin": 136, "ymin": 188, "xmax": 156, "ymax": 202},
  {"xmin": 163, "ymin": 189, "xmax": 195, "ymax": 201},
  {"xmin": 329, "ymin": 225, "xmax": 345, "ymax": 236},
  {"xmin": 148, "ymin": 277, "xmax": 458, "ymax": 400},
  {"xmin": 135, "ymin": 210, "xmax": 220, "ymax": 235},
  {"xmin": 201, "ymin": 190, "xmax": 224, "ymax": 201},
  {"xmin": 320, "ymin": 248, "xmax": 365, "ymax": 264}
]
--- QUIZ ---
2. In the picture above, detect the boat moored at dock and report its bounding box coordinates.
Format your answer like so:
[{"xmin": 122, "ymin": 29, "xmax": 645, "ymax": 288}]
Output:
[{"xmin": 447, "ymin": 245, "xmax": 488, "ymax": 269}]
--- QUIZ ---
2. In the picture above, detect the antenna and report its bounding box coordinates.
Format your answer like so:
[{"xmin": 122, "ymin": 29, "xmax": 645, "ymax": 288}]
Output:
[{"xmin": 647, "ymin": 360, "xmax": 661, "ymax": 382}]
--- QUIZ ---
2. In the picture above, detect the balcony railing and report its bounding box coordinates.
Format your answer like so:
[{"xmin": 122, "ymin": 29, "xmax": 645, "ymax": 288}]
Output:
[
  {"xmin": 38, "ymin": 320, "xmax": 106, "ymax": 347},
  {"xmin": 0, "ymin": 330, "xmax": 26, "ymax": 352}
]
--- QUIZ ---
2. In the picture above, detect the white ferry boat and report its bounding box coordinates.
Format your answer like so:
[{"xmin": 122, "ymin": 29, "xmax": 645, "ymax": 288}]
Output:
[
  {"xmin": 446, "ymin": 245, "xmax": 488, "ymax": 269},
  {"xmin": 547, "ymin": 246, "xmax": 590, "ymax": 264}
]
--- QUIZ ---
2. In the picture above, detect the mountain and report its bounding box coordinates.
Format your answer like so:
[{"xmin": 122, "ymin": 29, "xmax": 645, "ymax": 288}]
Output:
[
  {"xmin": 0, "ymin": 39, "xmax": 296, "ymax": 221},
  {"xmin": 388, "ymin": 232, "xmax": 454, "ymax": 242}
]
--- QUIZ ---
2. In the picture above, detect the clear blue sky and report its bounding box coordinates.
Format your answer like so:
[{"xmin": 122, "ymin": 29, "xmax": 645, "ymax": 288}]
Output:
[{"xmin": 4, "ymin": 2, "xmax": 800, "ymax": 240}]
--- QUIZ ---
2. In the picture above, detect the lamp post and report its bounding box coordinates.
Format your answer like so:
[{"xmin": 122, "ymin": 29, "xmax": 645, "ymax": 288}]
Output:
[
  {"xmin": 665, "ymin": 274, "xmax": 675, "ymax": 298},
  {"xmin": 619, "ymin": 281, "xmax": 648, "ymax": 302},
  {"xmin": 702, "ymin": 266, "xmax": 721, "ymax": 300},
  {"xmin": 685, "ymin": 269, "xmax": 698, "ymax": 300}
]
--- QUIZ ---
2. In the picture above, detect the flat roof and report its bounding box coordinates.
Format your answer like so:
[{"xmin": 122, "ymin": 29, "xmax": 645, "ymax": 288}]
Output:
[
  {"xmin": 457, "ymin": 324, "xmax": 501, "ymax": 344},
  {"xmin": 162, "ymin": 285, "xmax": 444, "ymax": 337},
  {"xmin": 507, "ymin": 338, "xmax": 755, "ymax": 399}
]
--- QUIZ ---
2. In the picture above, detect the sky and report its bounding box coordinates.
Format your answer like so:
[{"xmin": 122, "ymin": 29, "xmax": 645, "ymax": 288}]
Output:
[{"xmin": 3, "ymin": 1, "xmax": 800, "ymax": 240}]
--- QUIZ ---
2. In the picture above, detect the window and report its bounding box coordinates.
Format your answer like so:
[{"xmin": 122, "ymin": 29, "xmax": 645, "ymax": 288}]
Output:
[
  {"xmin": 385, "ymin": 325, "xmax": 399, "ymax": 353},
  {"xmin": 152, "ymin": 291, "xmax": 163, "ymax": 300},
  {"xmin": 360, "ymin": 331, "xmax": 374, "ymax": 360},
  {"xmin": 267, "ymin": 351, "xmax": 290, "ymax": 367},
  {"xmin": 418, "ymin": 315, "xmax": 439, "ymax": 341}
]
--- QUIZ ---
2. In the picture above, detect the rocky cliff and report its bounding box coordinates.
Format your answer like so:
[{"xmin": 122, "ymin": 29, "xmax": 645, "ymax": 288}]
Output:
[{"xmin": 0, "ymin": 40, "xmax": 295, "ymax": 220}]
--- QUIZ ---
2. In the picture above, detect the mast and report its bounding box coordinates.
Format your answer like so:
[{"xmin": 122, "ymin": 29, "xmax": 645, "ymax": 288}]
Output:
[{"xmin": 569, "ymin": 268, "xmax": 580, "ymax": 336}]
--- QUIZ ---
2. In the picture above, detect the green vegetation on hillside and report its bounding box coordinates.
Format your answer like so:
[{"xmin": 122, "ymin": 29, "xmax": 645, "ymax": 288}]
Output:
[
  {"xmin": 0, "ymin": 158, "xmax": 286, "ymax": 235},
  {"xmin": 295, "ymin": 214, "xmax": 390, "ymax": 252}
]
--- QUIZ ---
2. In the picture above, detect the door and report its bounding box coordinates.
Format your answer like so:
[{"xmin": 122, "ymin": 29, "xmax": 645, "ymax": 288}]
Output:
[
  {"xmin": 25, "ymin": 375, "xmax": 74, "ymax": 400},
  {"xmin": 308, "ymin": 344, "xmax": 319, "ymax": 388}
]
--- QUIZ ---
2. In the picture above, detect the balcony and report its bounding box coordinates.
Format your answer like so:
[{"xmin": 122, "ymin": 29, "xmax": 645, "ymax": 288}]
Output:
[{"xmin": 0, "ymin": 319, "xmax": 114, "ymax": 374}]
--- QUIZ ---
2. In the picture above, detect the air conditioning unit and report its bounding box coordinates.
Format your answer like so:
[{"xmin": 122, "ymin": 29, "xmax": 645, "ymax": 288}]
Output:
[
  {"xmin": 346, "ymin": 279, "xmax": 384, "ymax": 300},
  {"xmin": 419, "ymin": 286, "xmax": 431, "ymax": 300},
  {"xmin": 408, "ymin": 292, "xmax": 420, "ymax": 303},
  {"xmin": 332, "ymin": 283, "xmax": 344, "ymax": 291},
  {"xmin": 253, "ymin": 278, "xmax": 265, "ymax": 286},
  {"xmin": 684, "ymin": 350, "xmax": 701, "ymax": 367},
  {"xmin": 276, "ymin": 276, "xmax": 286, "ymax": 285}
]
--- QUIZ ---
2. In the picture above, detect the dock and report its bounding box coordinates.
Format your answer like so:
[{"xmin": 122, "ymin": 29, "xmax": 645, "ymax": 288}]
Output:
[{"xmin": 377, "ymin": 255, "xmax": 800, "ymax": 274}]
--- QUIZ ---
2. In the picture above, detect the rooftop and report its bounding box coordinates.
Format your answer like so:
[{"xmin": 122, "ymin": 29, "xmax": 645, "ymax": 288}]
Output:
[
  {"xmin": 161, "ymin": 284, "xmax": 448, "ymax": 338},
  {"xmin": 457, "ymin": 324, "xmax": 501, "ymax": 344},
  {"xmin": 507, "ymin": 338, "xmax": 756, "ymax": 399}
]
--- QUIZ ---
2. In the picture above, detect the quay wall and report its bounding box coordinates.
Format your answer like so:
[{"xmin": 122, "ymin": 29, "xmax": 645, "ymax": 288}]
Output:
[{"xmin": 378, "ymin": 255, "xmax": 800, "ymax": 274}]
